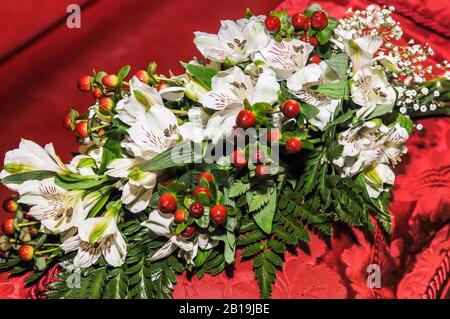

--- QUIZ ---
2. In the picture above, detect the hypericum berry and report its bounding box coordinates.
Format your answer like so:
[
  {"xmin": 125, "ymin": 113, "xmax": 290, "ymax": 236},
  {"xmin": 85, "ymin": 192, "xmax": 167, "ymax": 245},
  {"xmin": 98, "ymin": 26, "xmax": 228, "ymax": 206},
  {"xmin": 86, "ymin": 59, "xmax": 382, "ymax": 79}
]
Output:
[
  {"xmin": 102, "ymin": 74, "xmax": 119, "ymax": 89},
  {"xmin": 192, "ymin": 186, "xmax": 211, "ymax": 198},
  {"xmin": 266, "ymin": 129, "xmax": 282, "ymax": 144},
  {"xmin": 310, "ymin": 54, "xmax": 321, "ymax": 64},
  {"xmin": 309, "ymin": 35, "xmax": 318, "ymax": 47},
  {"xmin": 3, "ymin": 198, "xmax": 18, "ymax": 213},
  {"xmin": 282, "ymin": 99, "xmax": 301, "ymax": 118},
  {"xmin": 292, "ymin": 13, "xmax": 306, "ymax": 30},
  {"xmin": 135, "ymin": 70, "xmax": 149, "ymax": 83},
  {"xmin": 285, "ymin": 137, "xmax": 302, "ymax": 154},
  {"xmin": 303, "ymin": 18, "xmax": 311, "ymax": 31},
  {"xmin": 92, "ymin": 87, "xmax": 103, "ymax": 99},
  {"xmin": 28, "ymin": 226, "xmax": 38, "ymax": 237},
  {"xmin": 181, "ymin": 225, "xmax": 196, "ymax": 239},
  {"xmin": 231, "ymin": 149, "xmax": 248, "ymax": 169},
  {"xmin": 250, "ymin": 149, "xmax": 265, "ymax": 164},
  {"xmin": 310, "ymin": 10, "xmax": 328, "ymax": 31},
  {"xmin": 210, "ymin": 205, "xmax": 227, "ymax": 225},
  {"xmin": 1, "ymin": 218, "xmax": 15, "ymax": 235},
  {"xmin": 174, "ymin": 209, "xmax": 186, "ymax": 223},
  {"xmin": 63, "ymin": 114, "xmax": 72, "ymax": 130},
  {"xmin": 265, "ymin": 16, "xmax": 281, "ymax": 33},
  {"xmin": 77, "ymin": 75, "xmax": 91, "ymax": 92},
  {"xmin": 75, "ymin": 121, "xmax": 89, "ymax": 139},
  {"xmin": 157, "ymin": 82, "xmax": 167, "ymax": 91},
  {"xmin": 99, "ymin": 97, "xmax": 114, "ymax": 112},
  {"xmin": 255, "ymin": 164, "xmax": 270, "ymax": 177},
  {"xmin": 158, "ymin": 193, "xmax": 177, "ymax": 214},
  {"xmin": 196, "ymin": 172, "xmax": 214, "ymax": 184},
  {"xmin": 236, "ymin": 110, "xmax": 256, "ymax": 129},
  {"xmin": 189, "ymin": 202, "xmax": 204, "ymax": 218},
  {"xmin": 18, "ymin": 245, "xmax": 34, "ymax": 262}
]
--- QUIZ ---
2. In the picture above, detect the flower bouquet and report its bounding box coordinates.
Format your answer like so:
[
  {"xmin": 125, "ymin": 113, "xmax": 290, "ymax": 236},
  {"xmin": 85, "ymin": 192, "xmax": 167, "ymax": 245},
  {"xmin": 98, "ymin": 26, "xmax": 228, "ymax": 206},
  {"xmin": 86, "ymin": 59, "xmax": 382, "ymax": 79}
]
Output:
[{"xmin": 0, "ymin": 4, "xmax": 449, "ymax": 299}]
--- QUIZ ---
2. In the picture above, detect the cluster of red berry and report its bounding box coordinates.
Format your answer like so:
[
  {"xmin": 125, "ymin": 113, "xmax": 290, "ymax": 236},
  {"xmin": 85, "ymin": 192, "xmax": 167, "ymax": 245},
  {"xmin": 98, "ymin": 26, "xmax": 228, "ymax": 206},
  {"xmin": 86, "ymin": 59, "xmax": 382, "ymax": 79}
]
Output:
[
  {"xmin": 157, "ymin": 172, "xmax": 228, "ymax": 240},
  {"xmin": 264, "ymin": 10, "xmax": 328, "ymax": 64},
  {"xmin": 1, "ymin": 196, "xmax": 36, "ymax": 262}
]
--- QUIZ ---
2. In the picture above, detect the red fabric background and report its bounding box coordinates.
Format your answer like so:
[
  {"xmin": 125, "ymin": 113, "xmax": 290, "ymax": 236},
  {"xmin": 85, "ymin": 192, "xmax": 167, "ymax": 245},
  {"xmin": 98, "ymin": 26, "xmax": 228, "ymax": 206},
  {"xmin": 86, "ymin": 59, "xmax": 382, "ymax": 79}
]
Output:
[{"xmin": 0, "ymin": 0, "xmax": 449, "ymax": 299}]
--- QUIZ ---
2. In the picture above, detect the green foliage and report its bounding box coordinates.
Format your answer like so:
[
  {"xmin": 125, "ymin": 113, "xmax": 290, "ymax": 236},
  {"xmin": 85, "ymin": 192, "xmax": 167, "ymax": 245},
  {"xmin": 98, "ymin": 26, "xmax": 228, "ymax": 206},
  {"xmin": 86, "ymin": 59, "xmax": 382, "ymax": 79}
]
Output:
[{"xmin": 182, "ymin": 63, "xmax": 218, "ymax": 90}]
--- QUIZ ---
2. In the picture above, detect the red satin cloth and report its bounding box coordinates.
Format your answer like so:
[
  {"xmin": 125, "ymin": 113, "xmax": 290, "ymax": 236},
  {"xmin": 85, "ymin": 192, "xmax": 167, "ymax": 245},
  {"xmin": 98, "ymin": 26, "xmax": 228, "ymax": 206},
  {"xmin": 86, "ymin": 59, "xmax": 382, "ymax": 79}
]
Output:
[{"xmin": 0, "ymin": 0, "xmax": 449, "ymax": 299}]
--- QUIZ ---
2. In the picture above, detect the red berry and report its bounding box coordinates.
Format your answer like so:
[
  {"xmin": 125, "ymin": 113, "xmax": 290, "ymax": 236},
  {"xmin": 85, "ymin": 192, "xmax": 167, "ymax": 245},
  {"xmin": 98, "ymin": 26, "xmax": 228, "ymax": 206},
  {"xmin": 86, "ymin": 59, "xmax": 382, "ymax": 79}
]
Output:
[
  {"xmin": 63, "ymin": 114, "xmax": 72, "ymax": 130},
  {"xmin": 285, "ymin": 137, "xmax": 302, "ymax": 154},
  {"xmin": 158, "ymin": 193, "xmax": 177, "ymax": 214},
  {"xmin": 2, "ymin": 219, "xmax": 15, "ymax": 235},
  {"xmin": 196, "ymin": 172, "xmax": 214, "ymax": 184},
  {"xmin": 310, "ymin": 54, "xmax": 321, "ymax": 64},
  {"xmin": 3, "ymin": 198, "xmax": 18, "ymax": 213},
  {"xmin": 310, "ymin": 10, "xmax": 328, "ymax": 31},
  {"xmin": 303, "ymin": 18, "xmax": 311, "ymax": 31},
  {"xmin": 189, "ymin": 202, "xmax": 204, "ymax": 218},
  {"xmin": 28, "ymin": 226, "xmax": 38, "ymax": 237},
  {"xmin": 236, "ymin": 110, "xmax": 256, "ymax": 129},
  {"xmin": 157, "ymin": 82, "xmax": 167, "ymax": 91},
  {"xmin": 309, "ymin": 35, "xmax": 319, "ymax": 47},
  {"xmin": 102, "ymin": 74, "xmax": 119, "ymax": 89},
  {"xmin": 266, "ymin": 129, "xmax": 282, "ymax": 144},
  {"xmin": 192, "ymin": 186, "xmax": 211, "ymax": 198},
  {"xmin": 282, "ymin": 99, "xmax": 301, "ymax": 118},
  {"xmin": 292, "ymin": 13, "xmax": 306, "ymax": 30},
  {"xmin": 299, "ymin": 34, "xmax": 310, "ymax": 43},
  {"xmin": 135, "ymin": 70, "xmax": 149, "ymax": 83},
  {"xmin": 174, "ymin": 209, "xmax": 186, "ymax": 223},
  {"xmin": 250, "ymin": 149, "xmax": 265, "ymax": 164},
  {"xmin": 92, "ymin": 87, "xmax": 103, "ymax": 99},
  {"xmin": 210, "ymin": 205, "xmax": 227, "ymax": 225},
  {"xmin": 77, "ymin": 75, "xmax": 91, "ymax": 92},
  {"xmin": 265, "ymin": 16, "xmax": 281, "ymax": 33},
  {"xmin": 181, "ymin": 225, "xmax": 197, "ymax": 239},
  {"xmin": 231, "ymin": 149, "xmax": 248, "ymax": 169},
  {"xmin": 255, "ymin": 164, "xmax": 270, "ymax": 177},
  {"xmin": 18, "ymin": 245, "xmax": 34, "ymax": 262},
  {"xmin": 99, "ymin": 97, "xmax": 114, "ymax": 112},
  {"xmin": 75, "ymin": 121, "xmax": 89, "ymax": 139}
]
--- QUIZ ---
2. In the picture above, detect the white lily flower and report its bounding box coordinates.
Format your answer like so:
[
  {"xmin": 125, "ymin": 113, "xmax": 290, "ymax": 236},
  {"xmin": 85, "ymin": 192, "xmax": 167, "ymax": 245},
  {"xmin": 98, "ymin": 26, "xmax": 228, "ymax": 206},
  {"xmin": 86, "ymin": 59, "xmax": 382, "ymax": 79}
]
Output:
[
  {"xmin": 0, "ymin": 139, "xmax": 68, "ymax": 191},
  {"xmin": 333, "ymin": 30, "xmax": 383, "ymax": 72},
  {"xmin": 194, "ymin": 16, "xmax": 270, "ymax": 64},
  {"xmin": 334, "ymin": 120, "xmax": 408, "ymax": 197},
  {"xmin": 287, "ymin": 62, "xmax": 340, "ymax": 130},
  {"xmin": 351, "ymin": 66, "xmax": 397, "ymax": 119},
  {"xmin": 259, "ymin": 38, "xmax": 314, "ymax": 80},
  {"xmin": 17, "ymin": 178, "xmax": 100, "ymax": 232},
  {"xmin": 200, "ymin": 66, "xmax": 279, "ymax": 143},
  {"xmin": 179, "ymin": 107, "xmax": 210, "ymax": 143},
  {"xmin": 141, "ymin": 210, "xmax": 217, "ymax": 264},
  {"xmin": 62, "ymin": 210, "xmax": 126, "ymax": 268}
]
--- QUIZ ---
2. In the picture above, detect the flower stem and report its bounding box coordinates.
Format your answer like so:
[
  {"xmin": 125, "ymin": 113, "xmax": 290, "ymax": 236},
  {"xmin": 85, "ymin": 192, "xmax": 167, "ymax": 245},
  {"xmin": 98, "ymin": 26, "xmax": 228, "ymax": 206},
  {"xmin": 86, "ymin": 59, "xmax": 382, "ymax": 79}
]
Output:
[
  {"xmin": 17, "ymin": 221, "xmax": 39, "ymax": 227},
  {"xmin": 169, "ymin": 109, "xmax": 188, "ymax": 116},
  {"xmin": 35, "ymin": 247, "xmax": 59, "ymax": 255}
]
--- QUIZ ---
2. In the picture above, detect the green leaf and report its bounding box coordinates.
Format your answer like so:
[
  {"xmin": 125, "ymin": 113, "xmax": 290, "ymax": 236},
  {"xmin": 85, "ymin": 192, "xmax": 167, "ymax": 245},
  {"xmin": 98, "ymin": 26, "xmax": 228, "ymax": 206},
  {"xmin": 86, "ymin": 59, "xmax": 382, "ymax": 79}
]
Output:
[
  {"xmin": 241, "ymin": 243, "xmax": 264, "ymax": 258},
  {"xmin": 141, "ymin": 141, "xmax": 202, "ymax": 171},
  {"xmin": 253, "ymin": 253, "xmax": 276, "ymax": 299},
  {"xmin": 117, "ymin": 65, "xmax": 131, "ymax": 81},
  {"xmin": 182, "ymin": 63, "xmax": 219, "ymax": 90},
  {"xmin": 54, "ymin": 176, "xmax": 107, "ymax": 191},
  {"xmin": 396, "ymin": 114, "xmax": 414, "ymax": 135},
  {"xmin": 316, "ymin": 28, "xmax": 332, "ymax": 45},
  {"xmin": 229, "ymin": 180, "xmax": 251, "ymax": 198},
  {"xmin": 99, "ymin": 131, "xmax": 122, "ymax": 174},
  {"xmin": 133, "ymin": 90, "xmax": 152, "ymax": 108},
  {"xmin": 301, "ymin": 102, "xmax": 320, "ymax": 119},
  {"xmin": 323, "ymin": 109, "xmax": 357, "ymax": 130},
  {"xmin": 253, "ymin": 188, "xmax": 277, "ymax": 234},
  {"xmin": 367, "ymin": 104, "xmax": 394, "ymax": 120},
  {"xmin": 104, "ymin": 268, "xmax": 128, "ymax": 299},
  {"xmin": 312, "ymin": 81, "xmax": 349, "ymax": 99},
  {"xmin": 325, "ymin": 53, "xmax": 349, "ymax": 79},
  {"xmin": 88, "ymin": 267, "xmax": 107, "ymax": 299},
  {"xmin": 1, "ymin": 170, "xmax": 56, "ymax": 185}
]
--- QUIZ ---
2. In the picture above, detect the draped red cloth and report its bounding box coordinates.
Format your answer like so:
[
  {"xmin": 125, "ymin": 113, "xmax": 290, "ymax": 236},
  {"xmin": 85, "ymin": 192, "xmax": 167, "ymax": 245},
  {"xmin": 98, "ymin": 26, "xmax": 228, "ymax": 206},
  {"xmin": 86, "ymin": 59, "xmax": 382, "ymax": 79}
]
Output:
[{"xmin": 0, "ymin": 0, "xmax": 449, "ymax": 299}]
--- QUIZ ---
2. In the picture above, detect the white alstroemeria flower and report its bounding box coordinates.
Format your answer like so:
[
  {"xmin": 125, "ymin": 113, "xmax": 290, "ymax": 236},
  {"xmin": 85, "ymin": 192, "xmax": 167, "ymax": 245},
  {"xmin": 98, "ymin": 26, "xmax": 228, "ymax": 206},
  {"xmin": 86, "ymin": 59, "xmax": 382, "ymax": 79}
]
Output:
[
  {"xmin": 333, "ymin": 30, "xmax": 383, "ymax": 72},
  {"xmin": 259, "ymin": 38, "xmax": 314, "ymax": 80},
  {"xmin": 141, "ymin": 210, "xmax": 217, "ymax": 264},
  {"xmin": 179, "ymin": 107, "xmax": 210, "ymax": 143},
  {"xmin": 333, "ymin": 121, "xmax": 408, "ymax": 197},
  {"xmin": 115, "ymin": 76, "xmax": 166, "ymax": 126},
  {"xmin": 0, "ymin": 139, "xmax": 68, "ymax": 191},
  {"xmin": 351, "ymin": 66, "xmax": 397, "ymax": 119},
  {"xmin": 194, "ymin": 16, "xmax": 270, "ymax": 64},
  {"xmin": 107, "ymin": 104, "xmax": 180, "ymax": 213},
  {"xmin": 17, "ymin": 178, "xmax": 100, "ymax": 232},
  {"xmin": 62, "ymin": 209, "xmax": 126, "ymax": 268},
  {"xmin": 286, "ymin": 62, "xmax": 340, "ymax": 129},
  {"xmin": 200, "ymin": 66, "xmax": 279, "ymax": 143}
]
